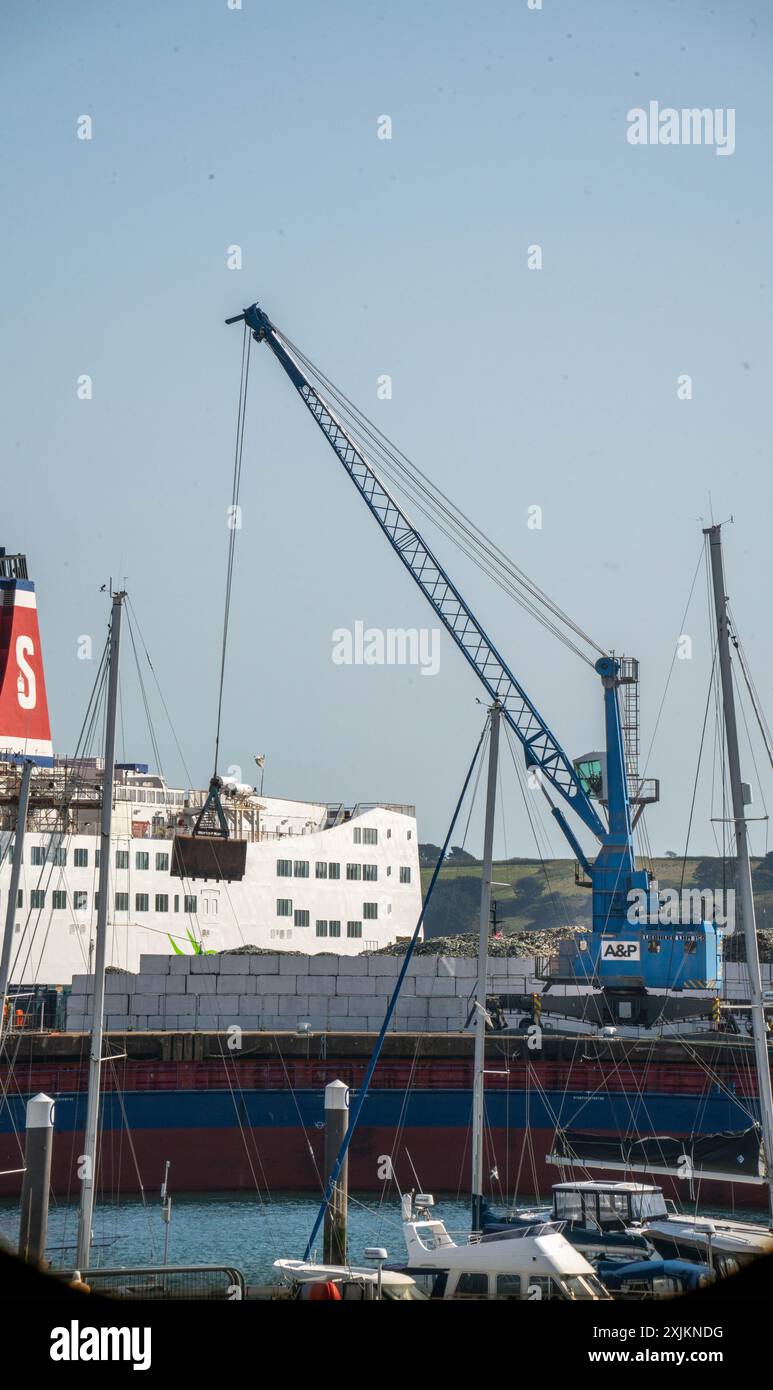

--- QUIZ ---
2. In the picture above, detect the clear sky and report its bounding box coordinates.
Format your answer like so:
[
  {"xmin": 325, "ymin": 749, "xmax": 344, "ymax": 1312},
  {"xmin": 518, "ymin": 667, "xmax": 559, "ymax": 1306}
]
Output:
[{"xmin": 3, "ymin": 0, "xmax": 771, "ymax": 860}]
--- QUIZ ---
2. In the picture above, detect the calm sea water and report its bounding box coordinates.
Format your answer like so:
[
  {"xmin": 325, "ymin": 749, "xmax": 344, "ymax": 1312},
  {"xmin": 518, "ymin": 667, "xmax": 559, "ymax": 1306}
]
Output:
[
  {"xmin": 1, "ymin": 1190, "xmax": 766, "ymax": 1285},
  {"xmin": 0, "ymin": 1191, "xmax": 474, "ymax": 1283}
]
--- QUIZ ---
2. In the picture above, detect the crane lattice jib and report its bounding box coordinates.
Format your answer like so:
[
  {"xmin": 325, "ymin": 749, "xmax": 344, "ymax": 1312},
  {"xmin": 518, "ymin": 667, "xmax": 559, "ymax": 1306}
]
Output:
[{"xmin": 241, "ymin": 303, "xmax": 606, "ymax": 844}]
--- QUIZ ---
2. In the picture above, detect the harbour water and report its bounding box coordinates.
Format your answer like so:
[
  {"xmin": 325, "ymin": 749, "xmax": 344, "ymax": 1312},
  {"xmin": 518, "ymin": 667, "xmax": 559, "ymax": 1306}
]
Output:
[
  {"xmin": 1, "ymin": 1191, "xmax": 767, "ymax": 1286},
  {"xmin": 0, "ymin": 1191, "xmax": 474, "ymax": 1284}
]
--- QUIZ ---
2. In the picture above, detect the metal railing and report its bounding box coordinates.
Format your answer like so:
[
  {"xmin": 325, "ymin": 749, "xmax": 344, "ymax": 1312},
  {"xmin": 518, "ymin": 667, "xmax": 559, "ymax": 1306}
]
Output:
[{"xmin": 74, "ymin": 1264, "xmax": 246, "ymax": 1300}]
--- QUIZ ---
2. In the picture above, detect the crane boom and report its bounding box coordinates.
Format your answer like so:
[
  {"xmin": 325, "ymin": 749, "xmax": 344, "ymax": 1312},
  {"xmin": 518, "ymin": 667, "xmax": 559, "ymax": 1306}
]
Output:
[{"xmin": 233, "ymin": 302, "xmax": 605, "ymax": 846}]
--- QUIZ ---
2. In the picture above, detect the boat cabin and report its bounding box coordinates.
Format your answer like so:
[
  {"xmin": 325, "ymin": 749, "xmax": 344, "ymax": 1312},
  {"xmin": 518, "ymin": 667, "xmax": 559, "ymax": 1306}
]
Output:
[{"xmin": 551, "ymin": 1180, "xmax": 669, "ymax": 1230}]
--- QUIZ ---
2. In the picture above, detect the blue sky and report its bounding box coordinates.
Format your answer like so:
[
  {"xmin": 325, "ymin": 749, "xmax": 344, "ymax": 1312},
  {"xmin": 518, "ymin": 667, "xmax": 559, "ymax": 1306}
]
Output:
[{"xmin": 3, "ymin": 0, "xmax": 771, "ymax": 859}]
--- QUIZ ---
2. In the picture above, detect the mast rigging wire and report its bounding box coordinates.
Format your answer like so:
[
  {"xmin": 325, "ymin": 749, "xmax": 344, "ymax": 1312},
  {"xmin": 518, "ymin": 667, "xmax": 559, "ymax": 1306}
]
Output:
[{"xmin": 213, "ymin": 320, "xmax": 251, "ymax": 778}]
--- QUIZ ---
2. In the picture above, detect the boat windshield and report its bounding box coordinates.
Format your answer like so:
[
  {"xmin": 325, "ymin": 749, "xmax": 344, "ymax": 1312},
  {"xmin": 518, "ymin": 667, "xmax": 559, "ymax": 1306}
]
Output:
[
  {"xmin": 630, "ymin": 1191, "xmax": 668, "ymax": 1220},
  {"xmin": 560, "ymin": 1274, "xmax": 608, "ymax": 1300}
]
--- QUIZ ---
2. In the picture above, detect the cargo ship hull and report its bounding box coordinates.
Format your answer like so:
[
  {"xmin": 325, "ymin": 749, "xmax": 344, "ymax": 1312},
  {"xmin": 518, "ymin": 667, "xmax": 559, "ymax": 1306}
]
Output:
[{"xmin": 0, "ymin": 1032, "xmax": 765, "ymax": 1208}]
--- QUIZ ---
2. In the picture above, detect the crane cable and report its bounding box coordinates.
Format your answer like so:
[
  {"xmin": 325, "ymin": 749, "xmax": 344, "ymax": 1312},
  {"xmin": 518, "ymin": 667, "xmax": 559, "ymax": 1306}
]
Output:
[
  {"xmin": 213, "ymin": 320, "xmax": 251, "ymax": 778},
  {"xmin": 274, "ymin": 326, "xmax": 607, "ymax": 667}
]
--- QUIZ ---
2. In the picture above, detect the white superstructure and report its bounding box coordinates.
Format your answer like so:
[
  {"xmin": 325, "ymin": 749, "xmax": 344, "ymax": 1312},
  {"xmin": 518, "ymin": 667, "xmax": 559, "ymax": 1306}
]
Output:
[{"xmin": 0, "ymin": 759, "xmax": 422, "ymax": 985}]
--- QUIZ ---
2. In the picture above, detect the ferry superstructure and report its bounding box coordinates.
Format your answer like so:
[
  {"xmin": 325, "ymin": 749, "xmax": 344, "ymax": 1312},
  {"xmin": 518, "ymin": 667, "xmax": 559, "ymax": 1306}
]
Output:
[{"xmin": 0, "ymin": 550, "xmax": 422, "ymax": 985}]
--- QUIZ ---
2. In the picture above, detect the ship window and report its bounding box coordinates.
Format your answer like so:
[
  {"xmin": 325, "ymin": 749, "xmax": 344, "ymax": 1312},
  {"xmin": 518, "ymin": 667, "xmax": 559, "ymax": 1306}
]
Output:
[
  {"xmin": 155, "ymin": 894, "xmax": 169, "ymax": 913},
  {"xmin": 174, "ymin": 895, "xmax": 180, "ymax": 913},
  {"xmin": 31, "ymin": 845, "xmax": 46, "ymax": 866},
  {"xmin": 346, "ymin": 864, "xmax": 361, "ymax": 881},
  {"xmin": 329, "ymin": 920, "xmax": 341, "ymax": 938},
  {"xmin": 115, "ymin": 892, "xmax": 129, "ymax": 912},
  {"xmin": 135, "ymin": 893, "xmax": 149, "ymax": 912},
  {"xmin": 294, "ymin": 860, "xmax": 309, "ymax": 878},
  {"xmin": 74, "ymin": 848, "xmax": 88, "ymax": 868},
  {"xmin": 353, "ymin": 827, "xmax": 362, "ymax": 844},
  {"xmin": 407, "ymin": 830, "xmax": 412, "ymax": 840},
  {"xmin": 73, "ymin": 891, "xmax": 87, "ymax": 911},
  {"xmin": 136, "ymin": 852, "xmax": 149, "ymax": 871},
  {"xmin": 276, "ymin": 898, "xmax": 293, "ymax": 917},
  {"xmin": 116, "ymin": 850, "xmax": 129, "ymax": 869},
  {"xmin": 184, "ymin": 894, "xmax": 197, "ymax": 914},
  {"xmin": 315, "ymin": 861, "xmax": 328, "ymax": 879},
  {"xmin": 648, "ymin": 940, "xmax": 661, "ymax": 954},
  {"xmin": 454, "ymin": 1272, "xmax": 488, "ymax": 1299},
  {"xmin": 495, "ymin": 1274, "xmax": 522, "ymax": 1300},
  {"xmin": 363, "ymin": 902, "xmax": 378, "ymax": 920},
  {"xmin": 316, "ymin": 920, "xmax": 328, "ymax": 937},
  {"xmin": 16, "ymin": 891, "xmax": 22, "ymax": 909},
  {"xmin": 347, "ymin": 921, "xmax": 362, "ymax": 939},
  {"xmin": 294, "ymin": 909, "xmax": 310, "ymax": 927},
  {"xmin": 526, "ymin": 1277, "xmax": 563, "ymax": 1301},
  {"xmin": 328, "ymin": 862, "xmax": 340, "ymax": 880},
  {"xmin": 95, "ymin": 849, "xmax": 101, "ymax": 868},
  {"xmin": 364, "ymin": 827, "xmax": 378, "ymax": 845},
  {"xmin": 684, "ymin": 940, "xmax": 697, "ymax": 955},
  {"xmin": 387, "ymin": 829, "xmax": 391, "ymax": 839},
  {"xmin": 31, "ymin": 889, "xmax": 46, "ymax": 909},
  {"xmin": 363, "ymin": 863, "xmax": 378, "ymax": 881},
  {"xmin": 52, "ymin": 891, "xmax": 67, "ymax": 910},
  {"xmin": 156, "ymin": 852, "xmax": 169, "ymax": 871},
  {"xmin": 53, "ymin": 847, "xmax": 67, "ymax": 866},
  {"xmin": 277, "ymin": 858, "xmax": 292, "ymax": 877},
  {"xmin": 400, "ymin": 866, "xmax": 411, "ymax": 883}
]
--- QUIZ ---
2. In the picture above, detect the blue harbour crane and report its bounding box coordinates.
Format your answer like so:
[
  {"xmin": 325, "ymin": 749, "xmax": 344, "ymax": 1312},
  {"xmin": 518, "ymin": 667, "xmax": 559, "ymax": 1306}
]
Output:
[{"xmin": 227, "ymin": 302, "xmax": 723, "ymax": 1028}]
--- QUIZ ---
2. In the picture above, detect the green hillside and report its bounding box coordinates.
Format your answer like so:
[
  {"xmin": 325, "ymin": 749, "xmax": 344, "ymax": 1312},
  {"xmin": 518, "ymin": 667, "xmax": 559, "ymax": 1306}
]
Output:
[{"xmin": 418, "ymin": 849, "xmax": 773, "ymax": 960}]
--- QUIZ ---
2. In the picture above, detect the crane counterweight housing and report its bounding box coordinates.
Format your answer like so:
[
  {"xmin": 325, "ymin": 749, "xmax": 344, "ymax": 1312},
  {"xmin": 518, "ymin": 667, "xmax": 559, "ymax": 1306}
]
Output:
[{"xmin": 227, "ymin": 301, "xmax": 724, "ymax": 1027}]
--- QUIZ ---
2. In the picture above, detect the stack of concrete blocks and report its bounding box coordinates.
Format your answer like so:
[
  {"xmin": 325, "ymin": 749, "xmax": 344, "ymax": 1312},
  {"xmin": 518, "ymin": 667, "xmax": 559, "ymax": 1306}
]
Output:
[
  {"xmin": 722, "ymin": 961, "xmax": 773, "ymax": 1002},
  {"xmin": 65, "ymin": 953, "xmax": 542, "ymax": 1033}
]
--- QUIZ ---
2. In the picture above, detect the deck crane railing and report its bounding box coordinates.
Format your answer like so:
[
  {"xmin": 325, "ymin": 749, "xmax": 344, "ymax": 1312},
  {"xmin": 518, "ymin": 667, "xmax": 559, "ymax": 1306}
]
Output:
[{"xmin": 226, "ymin": 302, "xmax": 723, "ymax": 1025}]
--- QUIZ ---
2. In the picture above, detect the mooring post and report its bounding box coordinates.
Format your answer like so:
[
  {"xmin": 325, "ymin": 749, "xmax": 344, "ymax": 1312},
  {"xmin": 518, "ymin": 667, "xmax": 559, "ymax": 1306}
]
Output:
[
  {"xmin": 323, "ymin": 1079, "xmax": 349, "ymax": 1265},
  {"xmin": 18, "ymin": 1093, "xmax": 55, "ymax": 1265}
]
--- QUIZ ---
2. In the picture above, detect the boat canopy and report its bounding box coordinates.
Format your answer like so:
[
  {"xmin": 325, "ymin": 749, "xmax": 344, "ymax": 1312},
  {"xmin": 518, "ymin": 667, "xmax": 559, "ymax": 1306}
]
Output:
[{"xmin": 549, "ymin": 1125, "xmax": 765, "ymax": 1184}]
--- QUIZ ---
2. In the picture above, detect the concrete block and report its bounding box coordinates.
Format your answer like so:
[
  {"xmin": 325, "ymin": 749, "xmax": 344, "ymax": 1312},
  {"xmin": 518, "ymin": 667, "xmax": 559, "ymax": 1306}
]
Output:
[
  {"xmin": 137, "ymin": 973, "xmax": 172, "ymax": 993},
  {"xmin": 105, "ymin": 972, "xmax": 135, "ymax": 993},
  {"xmin": 217, "ymin": 975, "xmax": 256, "ymax": 995},
  {"xmin": 147, "ymin": 1015, "xmax": 166, "ymax": 1030},
  {"xmin": 163, "ymin": 1017, "xmax": 178, "ymax": 1031},
  {"xmin": 309, "ymin": 954, "xmax": 340, "ymax": 974},
  {"xmin": 274, "ymin": 1014, "xmax": 299, "ymax": 1030},
  {"xmin": 346, "ymin": 1016, "xmax": 369, "ymax": 1031},
  {"xmin": 256, "ymin": 994, "xmax": 278, "ymax": 1015},
  {"xmin": 415, "ymin": 976, "xmax": 453, "ymax": 997},
  {"xmin": 106, "ymin": 1014, "xmax": 130, "ymax": 1029},
  {"xmin": 438, "ymin": 957, "xmax": 476, "ymax": 979},
  {"xmin": 163, "ymin": 994, "xmax": 189, "ymax": 1014},
  {"xmin": 70, "ymin": 975, "xmax": 91, "ymax": 995},
  {"xmin": 65, "ymin": 1014, "xmax": 87, "ymax": 1031},
  {"xmin": 337, "ymin": 956, "xmax": 369, "ymax": 975},
  {"xmin": 196, "ymin": 997, "xmax": 220, "ymax": 1018},
  {"xmin": 368, "ymin": 957, "xmax": 401, "ymax": 977},
  {"xmin": 175, "ymin": 1014, "xmax": 197, "ymax": 1029},
  {"xmin": 328, "ymin": 996, "xmax": 350, "ymax": 1016},
  {"xmin": 429, "ymin": 997, "xmax": 458, "ymax": 1017},
  {"xmin": 138, "ymin": 955, "xmax": 172, "ymax": 975},
  {"xmin": 101, "ymin": 993, "xmax": 129, "ymax": 1012},
  {"xmin": 248, "ymin": 954, "xmax": 280, "ymax": 974},
  {"xmin": 336, "ymin": 976, "xmax": 376, "ymax": 996},
  {"xmin": 306, "ymin": 976, "xmax": 336, "ymax": 996},
  {"xmin": 185, "ymin": 975, "xmax": 217, "ymax": 995},
  {"xmin": 190, "ymin": 955, "xmax": 220, "ymax": 974},
  {"xmin": 228, "ymin": 1015, "xmax": 260, "ymax": 1032},
  {"xmin": 274, "ymin": 976, "xmax": 302, "ymax": 995},
  {"xmin": 221, "ymin": 955, "xmax": 255, "ymax": 975},
  {"xmin": 282, "ymin": 997, "xmax": 311, "ymax": 1017},
  {"xmin": 406, "ymin": 957, "xmax": 438, "ymax": 976},
  {"xmin": 130, "ymin": 994, "xmax": 161, "ymax": 1013},
  {"xmin": 280, "ymin": 954, "xmax": 308, "ymax": 974},
  {"xmin": 168, "ymin": 956, "xmax": 192, "ymax": 975}
]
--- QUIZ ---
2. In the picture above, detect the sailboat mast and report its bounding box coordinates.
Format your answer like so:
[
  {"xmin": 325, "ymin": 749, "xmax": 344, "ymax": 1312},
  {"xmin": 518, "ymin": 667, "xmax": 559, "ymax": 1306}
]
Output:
[
  {"xmin": 471, "ymin": 701, "xmax": 500, "ymax": 1232},
  {"xmin": 705, "ymin": 525, "xmax": 773, "ymax": 1226},
  {"xmin": 75, "ymin": 590, "xmax": 124, "ymax": 1270}
]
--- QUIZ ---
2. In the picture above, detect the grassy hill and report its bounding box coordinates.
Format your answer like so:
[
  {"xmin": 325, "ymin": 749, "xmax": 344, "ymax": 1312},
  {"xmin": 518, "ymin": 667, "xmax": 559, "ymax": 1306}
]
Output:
[{"xmin": 418, "ymin": 851, "xmax": 773, "ymax": 960}]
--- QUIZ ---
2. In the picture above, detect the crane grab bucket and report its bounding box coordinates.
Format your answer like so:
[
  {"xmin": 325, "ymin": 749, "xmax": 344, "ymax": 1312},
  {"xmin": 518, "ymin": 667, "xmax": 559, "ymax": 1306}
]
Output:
[{"xmin": 170, "ymin": 777, "xmax": 248, "ymax": 882}]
